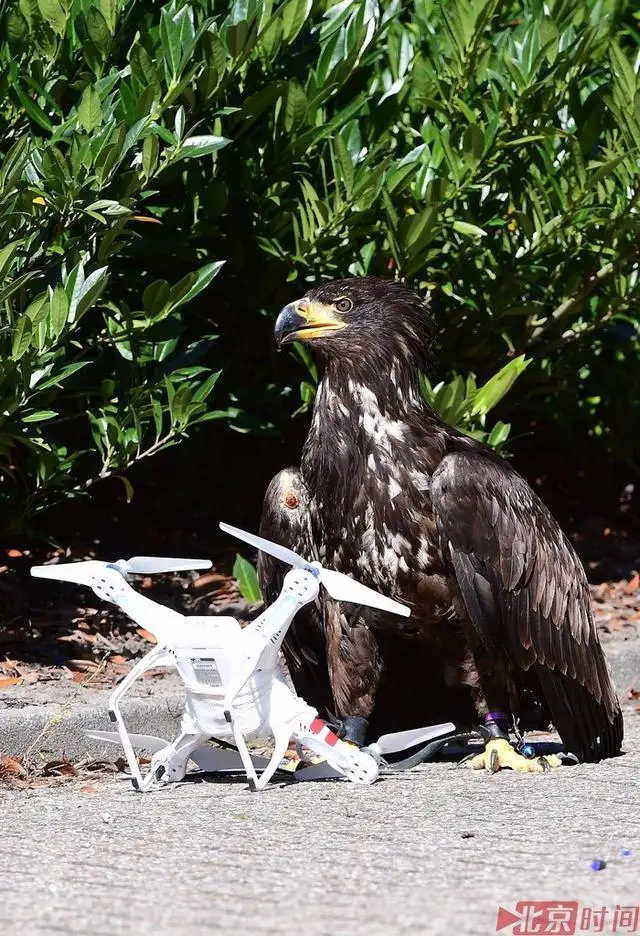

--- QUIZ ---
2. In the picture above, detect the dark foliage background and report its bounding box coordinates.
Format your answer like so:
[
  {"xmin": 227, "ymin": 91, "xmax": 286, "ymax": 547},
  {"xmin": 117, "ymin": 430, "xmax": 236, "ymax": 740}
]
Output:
[{"xmin": 1, "ymin": 0, "xmax": 639, "ymax": 547}]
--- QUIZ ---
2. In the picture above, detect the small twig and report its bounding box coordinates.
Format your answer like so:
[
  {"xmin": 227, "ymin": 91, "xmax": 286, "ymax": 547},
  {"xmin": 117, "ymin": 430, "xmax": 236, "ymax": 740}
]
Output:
[
  {"xmin": 94, "ymin": 631, "xmax": 120, "ymax": 653},
  {"xmin": 74, "ymin": 430, "xmax": 180, "ymax": 492},
  {"xmin": 22, "ymin": 654, "xmax": 109, "ymax": 772}
]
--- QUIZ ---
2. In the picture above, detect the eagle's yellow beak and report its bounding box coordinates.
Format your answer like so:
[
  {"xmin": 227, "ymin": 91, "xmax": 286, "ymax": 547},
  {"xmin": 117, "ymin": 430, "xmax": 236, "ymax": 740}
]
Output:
[{"xmin": 274, "ymin": 299, "xmax": 348, "ymax": 346}]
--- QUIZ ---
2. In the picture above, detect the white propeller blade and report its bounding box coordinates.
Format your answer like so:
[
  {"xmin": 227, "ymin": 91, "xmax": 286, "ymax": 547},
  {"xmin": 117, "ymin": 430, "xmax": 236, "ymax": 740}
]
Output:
[
  {"xmin": 118, "ymin": 557, "xmax": 212, "ymax": 574},
  {"xmin": 31, "ymin": 555, "xmax": 212, "ymax": 585},
  {"xmin": 86, "ymin": 730, "xmax": 169, "ymax": 753},
  {"xmin": 220, "ymin": 522, "xmax": 410, "ymax": 618},
  {"xmin": 220, "ymin": 522, "xmax": 308, "ymax": 570},
  {"xmin": 318, "ymin": 567, "xmax": 410, "ymax": 617},
  {"xmin": 367, "ymin": 722, "xmax": 456, "ymax": 757},
  {"xmin": 86, "ymin": 732, "xmax": 272, "ymax": 772},
  {"xmin": 31, "ymin": 560, "xmax": 110, "ymax": 587}
]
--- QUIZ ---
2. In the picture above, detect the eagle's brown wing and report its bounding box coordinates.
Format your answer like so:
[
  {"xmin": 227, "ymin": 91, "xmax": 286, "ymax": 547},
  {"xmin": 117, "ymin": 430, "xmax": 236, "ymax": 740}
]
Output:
[
  {"xmin": 257, "ymin": 467, "xmax": 337, "ymax": 721},
  {"xmin": 431, "ymin": 451, "xmax": 623, "ymax": 762}
]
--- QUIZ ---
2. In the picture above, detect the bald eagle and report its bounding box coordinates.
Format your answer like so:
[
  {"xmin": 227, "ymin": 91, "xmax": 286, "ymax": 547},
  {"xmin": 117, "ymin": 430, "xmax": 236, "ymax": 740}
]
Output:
[{"xmin": 258, "ymin": 276, "xmax": 623, "ymax": 770}]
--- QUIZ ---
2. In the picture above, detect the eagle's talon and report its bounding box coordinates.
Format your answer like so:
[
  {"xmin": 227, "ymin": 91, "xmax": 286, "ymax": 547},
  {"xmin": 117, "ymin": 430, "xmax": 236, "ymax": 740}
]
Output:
[
  {"xmin": 470, "ymin": 738, "xmax": 561, "ymax": 773},
  {"xmin": 559, "ymin": 752, "xmax": 579, "ymax": 766}
]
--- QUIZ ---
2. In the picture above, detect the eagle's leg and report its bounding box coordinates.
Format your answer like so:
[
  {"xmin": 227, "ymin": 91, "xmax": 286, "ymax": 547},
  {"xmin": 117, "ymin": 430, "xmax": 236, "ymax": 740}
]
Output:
[
  {"xmin": 469, "ymin": 714, "xmax": 561, "ymax": 773},
  {"xmin": 468, "ymin": 649, "xmax": 561, "ymax": 773},
  {"xmin": 326, "ymin": 606, "xmax": 382, "ymax": 747}
]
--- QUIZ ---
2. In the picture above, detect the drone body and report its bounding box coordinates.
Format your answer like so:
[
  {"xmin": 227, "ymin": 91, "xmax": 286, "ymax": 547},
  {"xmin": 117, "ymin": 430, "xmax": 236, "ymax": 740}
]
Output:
[{"xmin": 31, "ymin": 524, "xmax": 454, "ymax": 793}]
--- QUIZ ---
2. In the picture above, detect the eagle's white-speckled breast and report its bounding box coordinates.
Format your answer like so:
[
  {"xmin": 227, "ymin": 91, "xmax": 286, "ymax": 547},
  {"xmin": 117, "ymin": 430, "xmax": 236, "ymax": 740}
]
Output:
[{"xmin": 302, "ymin": 378, "xmax": 444, "ymax": 595}]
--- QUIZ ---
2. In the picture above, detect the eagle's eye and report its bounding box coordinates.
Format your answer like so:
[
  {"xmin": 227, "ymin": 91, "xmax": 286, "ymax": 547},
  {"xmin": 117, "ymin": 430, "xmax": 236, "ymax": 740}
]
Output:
[{"xmin": 335, "ymin": 297, "xmax": 353, "ymax": 314}]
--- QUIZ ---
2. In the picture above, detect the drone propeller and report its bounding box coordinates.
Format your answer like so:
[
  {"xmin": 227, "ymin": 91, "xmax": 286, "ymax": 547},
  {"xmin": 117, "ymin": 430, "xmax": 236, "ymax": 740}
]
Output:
[
  {"xmin": 219, "ymin": 522, "xmax": 410, "ymax": 618},
  {"xmin": 117, "ymin": 557, "xmax": 212, "ymax": 574},
  {"xmin": 294, "ymin": 722, "xmax": 457, "ymax": 781},
  {"xmin": 86, "ymin": 731, "xmax": 273, "ymax": 772},
  {"xmin": 365, "ymin": 722, "xmax": 456, "ymax": 757},
  {"xmin": 31, "ymin": 555, "xmax": 212, "ymax": 585},
  {"xmin": 86, "ymin": 730, "xmax": 169, "ymax": 753}
]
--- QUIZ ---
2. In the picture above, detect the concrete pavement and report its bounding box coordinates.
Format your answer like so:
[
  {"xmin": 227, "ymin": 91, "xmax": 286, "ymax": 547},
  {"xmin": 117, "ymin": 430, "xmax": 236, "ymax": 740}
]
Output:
[
  {"xmin": 1, "ymin": 635, "xmax": 638, "ymax": 936},
  {"xmin": 0, "ymin": 713, "xmax": 638, "ymax": 936}
]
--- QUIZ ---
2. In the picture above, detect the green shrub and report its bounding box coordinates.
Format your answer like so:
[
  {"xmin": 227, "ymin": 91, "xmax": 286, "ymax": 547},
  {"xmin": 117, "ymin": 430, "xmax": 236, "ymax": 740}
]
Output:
[
  {"xmin": 217, "ymin": 0, "xmax": 640, "ymax": 457},
  {"xmin": 1, "ymin": 0, "xmax": 639, "ymax": 539},
  {"xmin": 0, "ymin": 0, "xmax": 235, "ymax": 535}
]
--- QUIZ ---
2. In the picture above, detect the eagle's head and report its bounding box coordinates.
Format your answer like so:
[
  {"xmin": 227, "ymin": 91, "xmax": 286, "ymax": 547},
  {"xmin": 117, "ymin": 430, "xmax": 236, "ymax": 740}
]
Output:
[{"xmin": 274, "ymin": 276, "xmax": 433, "ymax": 375}]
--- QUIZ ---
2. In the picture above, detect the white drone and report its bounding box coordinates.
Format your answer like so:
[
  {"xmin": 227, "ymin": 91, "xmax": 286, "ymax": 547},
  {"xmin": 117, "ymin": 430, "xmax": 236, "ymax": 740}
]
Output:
[{"xmin": 31, "ymin": 523, "xmax": 455, "ymax": 792}]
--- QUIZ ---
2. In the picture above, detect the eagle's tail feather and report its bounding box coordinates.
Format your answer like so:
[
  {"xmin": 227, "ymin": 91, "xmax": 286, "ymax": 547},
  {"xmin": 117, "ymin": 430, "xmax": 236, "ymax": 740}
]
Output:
[{"xmin": 535, "ymin": 664, "xmax": 623, "ymax": 763}]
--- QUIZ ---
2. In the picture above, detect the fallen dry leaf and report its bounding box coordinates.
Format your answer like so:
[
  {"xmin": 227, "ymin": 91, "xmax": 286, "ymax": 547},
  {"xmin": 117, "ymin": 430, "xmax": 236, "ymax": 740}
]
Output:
[
  {"xmin": 625, "ymin": 574, "xmax": 640, "ymax": 595},
  {"xmin": 81, "ymin": 784, "xmax": 97, "ymax": 793},
  {"xmin": 0, "ymin": 676, "xmax": 22, "ymax": 688},
  {"xmin": 193, "ymin": 571, "xmax": 227, "ymax": 589},
  {"xmin": 109, "ymin": 654, "xmax": 127, "ymax": 665},
  {"xmin": 43, "ymin": 759, "xmax": 78, "ymax": 777},
  {"xmin": 66, "ymin": 659, "xmax": 99, "ymax": 672},
  {"xmin": 137, "ymin": 628, "xmax": 157, "ymax": 644},
  {"xmin": 0, "ymin": 756, "xmax": 27, "ymax": 779},
  {"xmin": 85, "ymin": 760, "xmax": 117, "ymax": 773}
]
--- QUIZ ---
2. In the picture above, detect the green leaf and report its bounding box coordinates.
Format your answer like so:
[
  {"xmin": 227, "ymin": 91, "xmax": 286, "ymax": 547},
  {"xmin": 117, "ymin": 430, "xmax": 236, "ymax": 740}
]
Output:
[
  {"xmin": 14, "ymin": 85, "xmax": 53, "ymax": 132},
  {"xmin": 0, "ymin": 241, "xmax": 21, "ymax": 283},
  {"xmin": 151, "ymin": 397, "xmax": 163, "ymax": 440},
  {"xmin": 143, "ymin": 279, "xmax": 171, "ymax": 317},
  {"xmin": 172, "ymin": 135, "xmax": 231, "ymax": 161},
  {"xmin": 609, "ymin": 43, "xmax": 637, "ymax": 103},
  {"xmin": 281, "ymin": 0, "xmax": 311, "ymax": 41},
  {"xmin": 49, "ymin": 285, "xmax": 69, "ymax": 339},
  {"xmin": 142, "ymin": 134, "xmax": 159, "ymax": 177},
  {"xmin": 471, "ymin": 357, "xmax": 531, "ymax": 416},
  {"xmin": 37, "ymin": 0, "xmax": 67, "ymax": 35},
  {"xmin": 452, "ymin": 220, "xmax": 487, "ymax": 239},
  {"xmin": 160, "ymin": 7, "xmax": 184, "ymax": 79},
  {"xmin": 588, "ymin": 156, "xmax": 626, "ymax": 189},
  {"xmin": 86, "ymin": 198, "xmax": 130, "ymax": 216},
  {"xmin": 22, "ymin": 410, "xmax": 58, "ymax": 423},
  {"xmin": 98, "ymin": 0, "xmax": 117, "ymax": 33},
  {"xmin": 86, "ymin": 6, "xmax": 110, "ymax": 49},
  {"xmin": 486, "ymin": 421, "xmax": 511, "ymax": 449},
  {"xmin": 70, "ymin": 266, "xmax": 109, "ymax": 321},
  {"xmin": 192, "ymin": 370, "xmax": 221, "ymax": 402},
  {"xmin": 406, "ymin": 206, "xmax": 438, "ymax": 251},
  {"xmin": 7, "ymin": 9, "xmax": 28, "ymax": 42},
  {"xmin": 173, "ymin": 105, "xmax": 185, "ymax": 142},
  {"xmin": 78, "ymin": 85, "xmax": 102, "ymax": 133},
  {"xmin": 11, "ymin": 316, "xmax": 32, "ymax": 361},
  {"xmin": 35, "ymin": 361, "xmax": 90, "ymax": 390},
  {"xmin": 168, "ymin": 261, "xmax": 224, "ymax": 312},
  {"xmin": 333, "ymin": 132, "xmax": 354, "ymax": 197},
  {"xmin": 233, "ymin": 554, "xmax": 262, "ymax": 603},
  {"xmin": 0, "ymin": 271, "xmax": 36, "ymax": 305},
  {"xmin": 284, "ymin": 81, "xmax": 307, "ymax": 132},
  {"xmin": 130, "ymin": 44, "xmax": 161, "ymax": 98},
  {"xmin": 0, "ymin": 136, "xmax": 30, "ymax": 193}
]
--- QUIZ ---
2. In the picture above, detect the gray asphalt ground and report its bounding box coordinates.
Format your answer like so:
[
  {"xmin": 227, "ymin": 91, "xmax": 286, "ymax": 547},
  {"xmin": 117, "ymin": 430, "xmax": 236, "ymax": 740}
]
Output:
[{"xmin": 1, "ymin": 636, "xmax": 639, "ymax": 936}]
